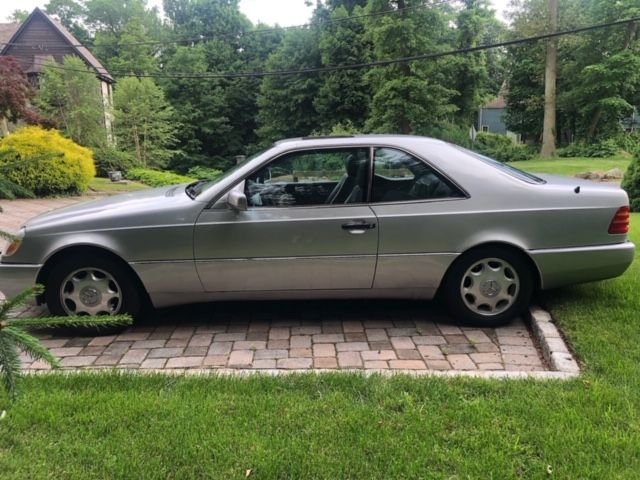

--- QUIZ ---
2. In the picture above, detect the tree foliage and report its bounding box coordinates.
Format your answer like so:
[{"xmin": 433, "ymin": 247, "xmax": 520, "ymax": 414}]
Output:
[
  {"xmin": 36, "ymin": 56, "xmax": 107, "ymax": 148},
  {"xmin": 113, "ymin": 77, "xmax": 178, "ymax": 168},
  {"xmin": 0, "ymin": 57, "xmax": 40, "ymax": 135},
  {"xmin": 622, "ymin": 153, "xmax": 640, "ymax": 211},
  {"xmin": 505, "ymin": 0, "xmax": 640, "ymax": 142},
  {"xmin": 33, "ymin": 0, "xmax": 640, "ymax": 170}
]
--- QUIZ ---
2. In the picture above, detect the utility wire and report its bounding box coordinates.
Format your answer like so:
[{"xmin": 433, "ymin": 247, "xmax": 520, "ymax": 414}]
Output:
[
  {"xmin": 10, "ymin": 16, "xmax": 640, "ymax": 80},
  {"xmin": 1, "ymin": 0, "xmax": 458, "ymax": 48}
]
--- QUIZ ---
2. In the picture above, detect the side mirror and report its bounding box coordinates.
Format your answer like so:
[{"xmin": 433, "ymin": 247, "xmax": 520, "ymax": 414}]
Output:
[{"xmin": 228, "ymin": 190, "xmax": 248, "ymax": 211}]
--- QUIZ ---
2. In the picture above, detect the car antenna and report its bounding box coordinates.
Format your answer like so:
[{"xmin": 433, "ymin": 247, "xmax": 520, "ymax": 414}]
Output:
[{"xmin": 574, "ymin": 186, "xmax": 581, "ymax": 194}]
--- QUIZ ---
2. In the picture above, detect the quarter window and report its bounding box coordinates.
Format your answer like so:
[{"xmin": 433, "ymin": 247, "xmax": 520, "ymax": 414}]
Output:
[
  {"xmin": 245, "ymin": 148, "xmax": 369, "ymax": 207},
  {"xmin": 371, "ymin": 148, "xmax": 464, "ymax": 202}
]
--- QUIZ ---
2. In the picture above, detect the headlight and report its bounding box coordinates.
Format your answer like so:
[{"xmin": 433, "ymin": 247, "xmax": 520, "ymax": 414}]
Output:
[{"xmin": 2, "ymin": 228, "xmax": 24, "ymax": 258}]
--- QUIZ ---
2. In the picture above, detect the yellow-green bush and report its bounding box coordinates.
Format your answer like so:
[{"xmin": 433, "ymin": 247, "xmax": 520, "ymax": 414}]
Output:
[{"xmin": 0, "ymin": 126, "xmax": 96, "ymax": 196}]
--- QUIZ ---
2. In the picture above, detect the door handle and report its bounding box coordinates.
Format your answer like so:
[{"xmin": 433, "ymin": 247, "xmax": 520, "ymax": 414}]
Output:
[{"xmin": 341, "ymin": 221, "xmax": 376, "ymax": 234}]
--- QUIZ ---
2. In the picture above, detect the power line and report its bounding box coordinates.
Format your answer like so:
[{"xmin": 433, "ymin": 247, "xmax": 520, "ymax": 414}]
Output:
[
  {"xmin": 1, "ymin": 0, "xmax": 458, "ymax": 49},
  {"xmin": 11, "ymin": 16, "xmax": 640, "ymax": 80}
]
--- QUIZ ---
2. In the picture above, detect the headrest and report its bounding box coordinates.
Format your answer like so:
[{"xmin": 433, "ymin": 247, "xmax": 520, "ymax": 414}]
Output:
[{"xmin": 346, "ymin": 152, "xmax": 365, "ymax": 177}]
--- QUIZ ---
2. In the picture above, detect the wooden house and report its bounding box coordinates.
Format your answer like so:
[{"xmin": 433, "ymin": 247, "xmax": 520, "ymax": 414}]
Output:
[{"xmin": 0, "ymin": 8, "xmax": 114, "ymax": 136}]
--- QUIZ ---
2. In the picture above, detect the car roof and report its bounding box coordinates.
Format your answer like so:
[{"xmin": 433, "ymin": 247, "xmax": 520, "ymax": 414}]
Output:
[{"xmin": 273, "ymin": 134, "xmax": 449, "ymax": 149}]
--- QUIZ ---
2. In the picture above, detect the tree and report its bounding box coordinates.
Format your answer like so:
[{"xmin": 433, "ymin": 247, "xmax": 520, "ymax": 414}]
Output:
[
  {"xmin": 0, "ymin": 57, "xmax": 40, "ymax": 136},
  {"xmin": 84, "ymin": 0, "xmax": 164, "ymax": 72},
  {"xmin": 106, "ymin": 17, "xmax": 159, "ymax": 75},
  {"xmin": 44, "ymin": 0, "xmax": 91, "ymax": 45},
  {"xmin": 506, "ymin": 0, "xmax": 640, "ymax": 143},
  {"xmin": 364, "ymin": 0, "xmax": 457, "ymax": 134},
  {"xmin": 113, "ymin": 77, "xmax": 178, "ymax": 168},
  {"xmin": 7, "ymin": 10, "xmax": 29, "ymax": 23},
  {"xmin": 161, "ymin": 0, "xmax": 263, "ymax": 169},
  {"xmin": 453, "ymin": 0, "xmax": 494, "ymax": 125},
  {"xmin": 314, "ymin": 5, "xmax": 372, "ymax": 132},
  {"xmin": 161, "ymin": 45, "xmax": 234, "ymax": 171},
  {"xmin": 35, "ymin": 56, "xmax": 108, "ymax": 148},
  {"xmin": 257, "ymin": 28, "xmax": 323, "ymax": 142},
  {"xmin": 540, "ymin": 0, "xmax": 558, "ymax": 157}
]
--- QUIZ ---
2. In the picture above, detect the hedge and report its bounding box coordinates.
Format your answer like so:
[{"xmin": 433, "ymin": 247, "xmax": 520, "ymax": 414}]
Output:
[{"xmin": 126, "ymin": 168, "xmax": 195, "ymax": 187}]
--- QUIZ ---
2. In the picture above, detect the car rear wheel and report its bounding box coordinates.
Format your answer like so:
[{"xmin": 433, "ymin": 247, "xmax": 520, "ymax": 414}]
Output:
[
  {"xmin": 443, "ymin": 247, "xmax": 533, "ymax": 327},
  {"xmin": 45, "ymin": 254, "xmax": 142, "ymax": 333}
]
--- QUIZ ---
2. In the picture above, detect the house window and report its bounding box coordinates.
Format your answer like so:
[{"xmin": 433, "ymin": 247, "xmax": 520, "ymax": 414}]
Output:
[{"xmin": 482, "ymin": 125, "xmax": 489, "ymax": 132}]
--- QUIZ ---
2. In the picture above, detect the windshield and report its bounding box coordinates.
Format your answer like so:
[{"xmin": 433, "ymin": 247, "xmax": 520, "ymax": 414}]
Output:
[
  {"xmin": 186, "ymin": 150, "xmax": 266, "ymax": 198},
  {"xmin": 455, "ymin": 146, "xmax": 546, "ymax": 185}
]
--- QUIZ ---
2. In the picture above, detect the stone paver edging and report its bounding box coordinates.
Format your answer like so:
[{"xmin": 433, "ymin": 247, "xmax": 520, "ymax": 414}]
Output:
[{"xmin": 528, "ymin": 306, "xmax": 580, "ymax": 375}]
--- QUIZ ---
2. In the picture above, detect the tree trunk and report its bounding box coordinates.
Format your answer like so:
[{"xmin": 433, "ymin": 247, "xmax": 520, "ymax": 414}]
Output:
[
  {"xmin": 623, "ymin": 21, "xmax": 638, "ymax": 50},
  {"xmin": 587, "ymin": 108, "xmax": 603, "ymax": 139},
  {"xmin": 0, "ymin": 117, "xmax": 8, "ymax": 137},
  {"xmin": 541, "ymin": 0, "xmax": 558, "ymax": 157}
]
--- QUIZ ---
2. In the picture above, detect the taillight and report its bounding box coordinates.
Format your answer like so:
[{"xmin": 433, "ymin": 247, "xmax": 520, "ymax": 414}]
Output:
[{"xmin": 608, "ymin": 206, "xmax": 630, "ymax": 235}]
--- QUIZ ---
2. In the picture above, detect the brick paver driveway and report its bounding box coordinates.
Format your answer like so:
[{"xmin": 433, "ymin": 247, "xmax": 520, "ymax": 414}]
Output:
[{"xmin": 2, "ymin": 197, "xmax": 548, "ymax": 374}]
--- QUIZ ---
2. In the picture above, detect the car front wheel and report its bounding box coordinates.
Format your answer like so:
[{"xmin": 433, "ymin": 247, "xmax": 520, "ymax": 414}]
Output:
[
  {"xmin": 443, "ymin": 247, "xmax": 534, "ymax": 327},
  {"xmin": 45, "ymin": 254, "xmax": 142, "ymax": 320}
]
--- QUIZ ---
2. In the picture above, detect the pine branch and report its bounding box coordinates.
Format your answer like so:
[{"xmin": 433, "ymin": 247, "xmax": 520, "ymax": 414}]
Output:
[
  {"xmin": 1, "ymin": 327, "xmax": 60, "ymax": 369},
  {"xmin": 7, "ymin": 314, "xmax": 133, "ymax": 330},
  {"xmin": 0, "ymin": 285, "xmax": 43, "ymax": 317},
  {"xmin": 0, "ymin": 335, "xmax": 21, "ymax": 401}
]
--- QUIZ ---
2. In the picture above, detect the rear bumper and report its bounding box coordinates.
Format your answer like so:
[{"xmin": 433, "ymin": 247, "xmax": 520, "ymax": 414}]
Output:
[
  {"xmin": 530, "ymin": 241, "xmax": 635, "ymax": 290},
  {"xmin": 0, "ymin": 263, "xmax": 41, "ymax": 299}
]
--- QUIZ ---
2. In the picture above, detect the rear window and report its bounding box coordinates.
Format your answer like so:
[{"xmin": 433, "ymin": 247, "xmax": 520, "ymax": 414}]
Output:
[{"xmin": 455, "ymin": 146, "xmax": 546, "ymax": 185}]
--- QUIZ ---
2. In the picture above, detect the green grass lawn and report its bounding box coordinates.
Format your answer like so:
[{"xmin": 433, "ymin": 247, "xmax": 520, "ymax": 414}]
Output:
[
  {"xmin": 0, "ymin": 217, "xmax": 637, "ymax": 478},
  {"xmin": 511, "ymin": 154, "xmax": 632, "ymax": 177},
  {"xmin": 88, "ymin": 177, "xmax": 150, "ymax": 194}
]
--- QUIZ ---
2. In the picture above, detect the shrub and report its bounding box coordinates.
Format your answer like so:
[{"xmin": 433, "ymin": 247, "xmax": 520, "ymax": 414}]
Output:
[
  {"xmin": 126, "ymin": 168, "xmax": 195, "ymax": 187},
  {"xmin": 613, "ymin": 133, "xmax": 640, "ymax": 156},
  {"xmin": 93, "ymin": 147, "xmax": 137, "ymax": 177},
  {"xmin": 187, "ymin": 166, "xmax": 223, "ymax": 181},
  {"xmin": 622, "ymin": 153, "xmax": 640, "ymax": 212},
  {"xmin": 0, "ymin": 126, "xmax": 95, "ymax": 196},
  {"xmin": 557, "ymin": 139, "xmax": 620, "ymax": 158},
  {"xmin": 425, "ymin": 122, "xmax": 473, "ymax": 149},
  {"xmin": 473, "ymin": 132, "xmax": 534, "ymax": 162}
]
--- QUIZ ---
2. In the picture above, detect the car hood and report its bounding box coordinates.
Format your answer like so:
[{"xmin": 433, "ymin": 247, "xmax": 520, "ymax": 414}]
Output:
[{"xmin": 25, "ymin": 184, "xmax": 199, "ymax": 233}]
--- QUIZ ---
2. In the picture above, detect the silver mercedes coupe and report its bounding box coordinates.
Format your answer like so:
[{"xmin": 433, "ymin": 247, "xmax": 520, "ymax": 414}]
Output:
[{"xmin": 0, "ymin": 135, "xmax": 634, "ymax": 327}]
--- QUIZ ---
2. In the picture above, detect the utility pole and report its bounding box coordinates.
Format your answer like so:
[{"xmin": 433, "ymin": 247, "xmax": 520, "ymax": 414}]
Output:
[{"xmin": 541, "ymin": 0, "xmax": 558, "ymax": 157}]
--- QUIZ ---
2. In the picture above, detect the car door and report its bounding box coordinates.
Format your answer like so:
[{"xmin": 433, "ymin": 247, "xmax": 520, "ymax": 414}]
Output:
[
  {"xmin": 368, "ymin": 147, "xmax": 468, "ymax": 293},
  {"xmin": 193, "ymin": 147, "xmax": 379, "ymax": 292}
]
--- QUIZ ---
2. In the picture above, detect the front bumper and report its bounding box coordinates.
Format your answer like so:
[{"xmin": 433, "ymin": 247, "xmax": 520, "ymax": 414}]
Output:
[
  {"xmin": 530, "ymin": 241, "xmax": 635, "ymax": 290},
  {"xmin": 0, "ymin": 263, "xmax": 41, "ymax": 299}
]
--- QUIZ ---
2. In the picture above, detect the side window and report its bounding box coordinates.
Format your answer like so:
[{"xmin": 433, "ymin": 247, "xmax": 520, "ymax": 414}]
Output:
[
  {"xmin": 244, "ymin": 148, "xmax": 369, "ymax": 207},
  {"xmin": 371, "ymin": 148, "xmax": 463, "ymax": 203}
]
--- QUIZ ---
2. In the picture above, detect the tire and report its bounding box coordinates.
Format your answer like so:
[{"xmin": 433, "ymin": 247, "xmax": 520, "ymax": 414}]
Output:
[
  {"xmin": 44, "ymin": 254, "xmax": 142, "ymax": 335},
  {"xmin": 442, "ymin": 247, "xmax": 534, "ymax": 328}
]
